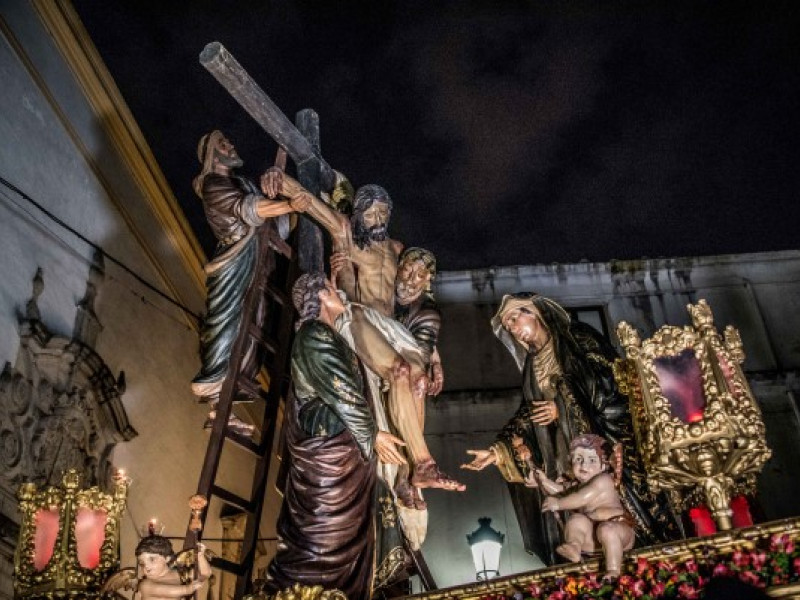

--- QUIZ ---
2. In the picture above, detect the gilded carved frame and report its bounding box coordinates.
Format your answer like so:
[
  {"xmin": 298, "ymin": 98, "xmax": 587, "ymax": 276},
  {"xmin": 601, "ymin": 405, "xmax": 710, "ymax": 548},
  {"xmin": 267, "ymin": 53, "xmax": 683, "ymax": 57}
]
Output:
[
  {"xmin": 14, "ymin": 470, "xmax": 130, "ymax": 599},
  {"xmin": 615, "ymin": 300, "xmax": 771, "ymax": 528}
]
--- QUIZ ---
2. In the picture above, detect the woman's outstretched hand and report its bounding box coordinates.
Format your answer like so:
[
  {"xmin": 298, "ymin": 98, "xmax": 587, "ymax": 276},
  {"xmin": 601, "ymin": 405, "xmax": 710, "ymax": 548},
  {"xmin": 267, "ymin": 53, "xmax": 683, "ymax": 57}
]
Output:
[{"xmin": 461, "ymin": 449, "xmax": 497, "ymax": 471}]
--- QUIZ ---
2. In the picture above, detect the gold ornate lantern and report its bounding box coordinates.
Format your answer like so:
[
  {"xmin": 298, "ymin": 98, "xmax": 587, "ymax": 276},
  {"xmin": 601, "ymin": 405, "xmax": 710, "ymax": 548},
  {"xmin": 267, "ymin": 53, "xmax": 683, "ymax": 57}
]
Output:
[
  {"xmin": 615, "ymin": 299, "xmax": 771, "ymax": 530},
  {"xmin": 14, "ymin": 469, "xmax": 130, "ymax": 599}
]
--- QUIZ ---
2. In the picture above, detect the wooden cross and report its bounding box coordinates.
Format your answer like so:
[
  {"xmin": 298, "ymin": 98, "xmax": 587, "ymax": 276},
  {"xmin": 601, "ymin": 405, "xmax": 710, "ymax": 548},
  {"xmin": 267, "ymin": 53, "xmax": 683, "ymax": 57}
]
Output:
[{"xmin": 200, "ymin": 41, "xmax": 330, "ymax": 273}]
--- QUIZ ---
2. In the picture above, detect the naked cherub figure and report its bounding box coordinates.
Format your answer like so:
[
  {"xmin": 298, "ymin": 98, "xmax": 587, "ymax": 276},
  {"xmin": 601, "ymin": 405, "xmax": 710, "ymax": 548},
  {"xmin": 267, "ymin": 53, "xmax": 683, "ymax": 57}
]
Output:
[
  {"xmin": 525, "ymin": 433, "xmax": 635, "ymax": 580},
  {"xmin": 136, "ymin": 535, "xmax": 210, "ymax": 600}
]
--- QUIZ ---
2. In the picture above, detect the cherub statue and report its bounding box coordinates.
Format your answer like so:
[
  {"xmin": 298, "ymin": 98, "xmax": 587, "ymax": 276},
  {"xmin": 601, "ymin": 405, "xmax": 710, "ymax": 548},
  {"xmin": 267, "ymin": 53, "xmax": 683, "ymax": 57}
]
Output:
[
  {"xmin": 102, "ymin": 533, "xmax": 211, "ymax": 599},
  {"xmin": 136, "ymin": 535, "xmax": 210, "ymax": 600},
  {"xmin": 524, "ymin": 433, "xmax": 634, "ymax": 580}
]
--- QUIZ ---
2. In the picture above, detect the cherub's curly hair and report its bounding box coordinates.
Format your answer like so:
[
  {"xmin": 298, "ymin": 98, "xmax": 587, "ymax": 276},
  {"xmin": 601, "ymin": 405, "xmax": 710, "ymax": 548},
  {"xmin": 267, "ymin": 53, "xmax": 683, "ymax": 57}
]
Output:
[
  {"xmin": 569, "ymin": 433, "xmax": 610, "ymax": 460},
  {"xmin": 292, "ymin": 273, "xmax": 327, "ymax": 329},
  {"xmin": 570, "ymin": 434, "xmax": 623, "ymax": 486},
  {"xmin": 135, "ymin": 534, "xmax": 175, "ymax": 561}
]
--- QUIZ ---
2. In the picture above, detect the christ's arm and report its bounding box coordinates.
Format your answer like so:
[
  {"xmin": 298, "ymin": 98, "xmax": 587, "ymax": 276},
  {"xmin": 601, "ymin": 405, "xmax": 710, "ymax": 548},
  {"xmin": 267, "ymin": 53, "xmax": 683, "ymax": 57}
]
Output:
[
  {"xmin": 261, "ymin": 169, "xmax": 350, "ymax": 251},
  {"xmin": 543, "ymin": 474, "xmax": 611, "ymax": 512}
]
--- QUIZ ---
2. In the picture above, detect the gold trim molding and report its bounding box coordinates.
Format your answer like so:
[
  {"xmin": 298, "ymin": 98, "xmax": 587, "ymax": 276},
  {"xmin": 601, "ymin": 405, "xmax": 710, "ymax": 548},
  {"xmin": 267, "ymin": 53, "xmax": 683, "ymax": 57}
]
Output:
[
  {"xmin": 29, "ymin": 0, "xmax": 207, "ymax": 301},
  {"xmin": 245, "ymin": 584, "xmax": 348, "ymax": 600}
]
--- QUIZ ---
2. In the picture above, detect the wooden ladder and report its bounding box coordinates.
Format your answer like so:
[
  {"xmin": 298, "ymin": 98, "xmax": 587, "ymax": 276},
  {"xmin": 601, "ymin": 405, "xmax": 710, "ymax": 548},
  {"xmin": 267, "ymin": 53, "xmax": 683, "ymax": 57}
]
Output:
[{"xmin": 183, "ymin": 220, "xmax": 296, "ymax": 599}]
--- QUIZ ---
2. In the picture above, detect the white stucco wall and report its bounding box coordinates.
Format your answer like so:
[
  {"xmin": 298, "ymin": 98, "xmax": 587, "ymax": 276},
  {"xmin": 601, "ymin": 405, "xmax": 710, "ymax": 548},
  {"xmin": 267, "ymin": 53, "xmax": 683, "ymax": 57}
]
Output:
[{"xmin": 0, "ymin": 3, "xmax": 266, "ymax": 593}]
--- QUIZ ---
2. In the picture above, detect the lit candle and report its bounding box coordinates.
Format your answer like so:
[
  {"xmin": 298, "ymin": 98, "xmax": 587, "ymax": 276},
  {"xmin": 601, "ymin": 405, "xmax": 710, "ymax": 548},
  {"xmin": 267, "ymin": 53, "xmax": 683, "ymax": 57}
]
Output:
[{"xmin": 113, "ymin": 468, "xmax": 132, "ymax": 487}]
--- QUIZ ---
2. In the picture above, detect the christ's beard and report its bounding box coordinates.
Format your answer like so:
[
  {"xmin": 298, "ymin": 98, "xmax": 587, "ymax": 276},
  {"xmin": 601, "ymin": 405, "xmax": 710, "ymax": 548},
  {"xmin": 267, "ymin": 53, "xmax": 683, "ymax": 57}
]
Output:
[
  {"xmin": 367, "ymin": 224, "xmax": 388, "ymax": 242},
  {"xmin": 353, "ymin": 220, "xmax": 389, "ymax": 249}
]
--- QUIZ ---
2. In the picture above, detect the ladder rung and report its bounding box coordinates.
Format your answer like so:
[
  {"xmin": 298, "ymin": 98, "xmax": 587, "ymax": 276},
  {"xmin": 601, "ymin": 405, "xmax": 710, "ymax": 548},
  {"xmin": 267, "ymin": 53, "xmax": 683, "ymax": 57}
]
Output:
[
  {"xmin": 265, "ymin": 282, "xmax": 288, "ymax": 305},
  {"xmin": 210, "ymin": 485, "xmax": 254, "ymax": 514},
  {"xmin": 210, "ymin": 555, "xmax": 246, "ymax": 576},
  {"xmin": 225, "ymin": 429, "xmax": 263, "ymax": 456},
  {"xmin": 248, "ymin": 324, "xmax": 279, "ymax": 354},
  {"xmin": 237, "ymin": 377, "xmax": 267, "ymax": 400}
]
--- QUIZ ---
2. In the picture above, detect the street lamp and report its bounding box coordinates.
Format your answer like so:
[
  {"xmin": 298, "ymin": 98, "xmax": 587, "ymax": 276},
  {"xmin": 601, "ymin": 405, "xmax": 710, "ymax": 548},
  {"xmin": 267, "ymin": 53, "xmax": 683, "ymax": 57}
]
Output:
[{"xmin": 466, "ymin": 517, "xmax": 505, "ymax": 581}]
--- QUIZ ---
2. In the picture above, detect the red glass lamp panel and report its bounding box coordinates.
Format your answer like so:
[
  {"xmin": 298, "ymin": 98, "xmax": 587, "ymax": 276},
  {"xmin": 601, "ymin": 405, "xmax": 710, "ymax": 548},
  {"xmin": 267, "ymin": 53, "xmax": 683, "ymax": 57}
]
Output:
[
  {"xmin": 33, "ymin": 508, "xmax": 60, "ymax": 571},
  {"xmin": 75, "ymin": 507, "xmax": 107, "ymax": 569},
  {"xmin": 654, "ymin": 349, "xmax": 707, "ymax": 424}
]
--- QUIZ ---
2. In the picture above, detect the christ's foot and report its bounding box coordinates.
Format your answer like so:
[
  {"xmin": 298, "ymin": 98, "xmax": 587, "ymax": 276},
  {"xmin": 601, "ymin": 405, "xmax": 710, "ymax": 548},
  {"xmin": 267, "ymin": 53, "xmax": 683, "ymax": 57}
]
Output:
[
  {"xmin": 411, "ymin": 460, "xmax": 466, "ymax": 491},
  {"xmin": 395, "ymin": 480, "xmax": 416, "ymax": 509},
  {"xmin": 395, "ymin": 480, "xmax": 427, "ymax": 510},
  {"xmin": 555, "ymin": 542, "xmax": 582, "ymax": 564}
]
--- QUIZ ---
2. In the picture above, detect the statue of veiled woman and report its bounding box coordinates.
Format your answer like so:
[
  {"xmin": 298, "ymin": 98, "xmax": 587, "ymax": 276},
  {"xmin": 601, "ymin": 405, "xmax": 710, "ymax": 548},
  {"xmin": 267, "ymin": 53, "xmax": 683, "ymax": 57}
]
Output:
[{"xmin": 462, "ymin": 293, "xmax": 679, "ymax": 565}]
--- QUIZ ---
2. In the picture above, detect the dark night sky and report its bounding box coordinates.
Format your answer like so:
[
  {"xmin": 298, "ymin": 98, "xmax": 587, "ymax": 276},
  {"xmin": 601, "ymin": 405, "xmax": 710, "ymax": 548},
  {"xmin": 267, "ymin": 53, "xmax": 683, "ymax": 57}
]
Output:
[{"xmin": 72, "ymin": 1, "xmax": 800, "ymax": 271}]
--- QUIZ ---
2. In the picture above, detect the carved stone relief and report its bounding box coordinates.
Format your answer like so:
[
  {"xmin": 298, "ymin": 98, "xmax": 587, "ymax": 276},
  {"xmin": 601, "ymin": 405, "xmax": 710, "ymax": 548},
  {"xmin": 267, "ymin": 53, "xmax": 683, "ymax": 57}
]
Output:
[{"xmin": 0, "ymin": 256, "xmax": 136, "ymax": 592}]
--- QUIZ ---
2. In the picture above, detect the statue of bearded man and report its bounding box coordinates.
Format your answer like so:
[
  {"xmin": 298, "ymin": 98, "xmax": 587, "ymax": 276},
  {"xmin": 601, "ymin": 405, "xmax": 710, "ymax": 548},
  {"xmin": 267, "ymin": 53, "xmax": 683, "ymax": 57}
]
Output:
[
  {"xmin": 261, "ymin": 169, "xmax": 402, "ymax": 317},
  {"xmin": 191, "ymin": 131, "xmax": 307, "ymax": 434}
]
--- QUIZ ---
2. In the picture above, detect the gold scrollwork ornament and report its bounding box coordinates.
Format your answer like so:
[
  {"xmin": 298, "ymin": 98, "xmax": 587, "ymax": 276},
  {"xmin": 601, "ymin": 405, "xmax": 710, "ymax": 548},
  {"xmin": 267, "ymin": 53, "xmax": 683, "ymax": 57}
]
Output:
[
  {"xmin": 244, "ymin": 583, "xmax": 348, "ymax": 600},
  {"xmin": 615, "ymin": 300, "xmax": 771, "ymax": 530},
  {"xmin": 14, "ymin": 469, "xmax": 130, "ymax": 599}
]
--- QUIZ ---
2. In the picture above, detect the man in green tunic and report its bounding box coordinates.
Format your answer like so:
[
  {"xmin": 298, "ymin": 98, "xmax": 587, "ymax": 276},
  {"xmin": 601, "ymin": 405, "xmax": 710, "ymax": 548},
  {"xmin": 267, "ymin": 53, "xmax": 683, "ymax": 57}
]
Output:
[{"xmin": 266, "ymin": 273, "xmax": 406, "ymax": 598}]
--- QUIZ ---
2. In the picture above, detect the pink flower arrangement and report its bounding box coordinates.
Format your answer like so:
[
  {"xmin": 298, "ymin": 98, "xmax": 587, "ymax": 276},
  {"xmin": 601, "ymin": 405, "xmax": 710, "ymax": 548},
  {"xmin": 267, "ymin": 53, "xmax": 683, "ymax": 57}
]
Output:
[
  {"xmin": 582, "ymin": 574, "xmax": 601, "ymax": 591},
  {"xmin": 635, "ymin": 557, "xmax": 649, "ymax": 577},
  {"xmin": 649, "ymin": 581, "xmax": 665, "ymax": 596},
  {"xmin": 464, "ymin": 532, "xmax": 800, "ymax": 600},
  {"xmin": 712, "ymin": 562, "xmax": 731, "ymax": 577},
  {"xmin": 751, "ymin": 551, "xmax": 768, "ymax": 570},
  {"xmin": 738, "ymin": 569, "xmax": 764, "ymax": 587},
  {"xmin": 771, "ymin": 534, "xmax": 795, "ymax": 554},
  {"xmin": 732, "ymin": 549, "xmax": 750, "ymax": 567},
  {"xmin": 631, "ymin": 578, "xmax": 647, "ymax": 597},
  {"xmin": 526, "ymin": 583, "xmax": 543, "ymax": 597}
]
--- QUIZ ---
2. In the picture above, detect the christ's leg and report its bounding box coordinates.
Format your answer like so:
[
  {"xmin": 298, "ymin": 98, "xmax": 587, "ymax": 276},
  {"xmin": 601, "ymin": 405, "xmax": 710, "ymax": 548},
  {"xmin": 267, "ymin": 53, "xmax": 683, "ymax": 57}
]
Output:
[{"xmin": 348, "ymin": 308, "xmax": 464, "ymax": 492}]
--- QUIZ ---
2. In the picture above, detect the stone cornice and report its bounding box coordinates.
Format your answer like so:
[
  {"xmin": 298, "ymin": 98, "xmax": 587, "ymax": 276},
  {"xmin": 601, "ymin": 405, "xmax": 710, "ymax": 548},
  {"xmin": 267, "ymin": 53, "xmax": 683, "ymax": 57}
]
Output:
[{"xmin": 30, "ymin": 0, "xmax": 207, "ymax": 302}]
